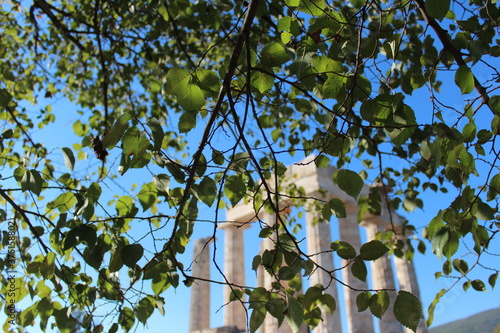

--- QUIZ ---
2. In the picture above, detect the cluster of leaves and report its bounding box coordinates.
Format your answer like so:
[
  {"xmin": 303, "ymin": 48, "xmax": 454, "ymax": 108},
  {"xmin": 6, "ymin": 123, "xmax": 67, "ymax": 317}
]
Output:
[{"xmin": 0, "ymin": 0, "xmax": 499, "ymax": 332}]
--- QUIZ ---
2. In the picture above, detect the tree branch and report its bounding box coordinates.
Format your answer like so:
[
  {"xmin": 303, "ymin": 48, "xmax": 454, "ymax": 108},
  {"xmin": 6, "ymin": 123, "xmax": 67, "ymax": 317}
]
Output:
[{"xmin": 413, "ymin": 0, "xmax": 492, "ymax": 110}]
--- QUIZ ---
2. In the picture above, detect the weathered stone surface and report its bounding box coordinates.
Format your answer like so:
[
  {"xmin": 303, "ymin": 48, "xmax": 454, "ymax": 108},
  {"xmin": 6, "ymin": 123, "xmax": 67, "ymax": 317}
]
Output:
[{"xmin": 190, "ymin": 237, "xmax": 213, "ymax": 333}]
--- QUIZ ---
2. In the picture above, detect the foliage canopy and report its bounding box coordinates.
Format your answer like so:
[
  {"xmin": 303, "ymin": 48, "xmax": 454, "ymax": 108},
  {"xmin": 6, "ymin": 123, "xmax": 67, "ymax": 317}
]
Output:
[{"xmin": 1, "ymin": 0, "xmax": 499, "ymax": 332}]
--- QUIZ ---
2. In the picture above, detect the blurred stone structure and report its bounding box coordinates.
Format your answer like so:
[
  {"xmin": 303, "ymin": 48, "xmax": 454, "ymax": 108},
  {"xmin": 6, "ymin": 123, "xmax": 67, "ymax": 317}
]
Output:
[{"xmin": 189, "ymin": 156, "xmax": 427, "ymax": 333}]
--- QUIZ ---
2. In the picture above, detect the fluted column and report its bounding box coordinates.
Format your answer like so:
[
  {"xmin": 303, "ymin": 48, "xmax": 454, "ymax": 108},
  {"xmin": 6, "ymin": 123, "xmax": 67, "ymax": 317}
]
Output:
[
  {"xmin": 189, "ymin": 237, "xmax": 213, "ymax": 332},
  {"xmin": 220, "ymin": 221, "xmax": 250, "ymax": 331},
  {"xmin": 362, "ymin": 216, "xmax": 403, "ymax": 333},
  {"xmin": 305, "ymin": 208, "xmax": 342, "ymax": 333},
  {"xmin": 338, "ymin": 206, "xmax": 374, "ymax": 333}
]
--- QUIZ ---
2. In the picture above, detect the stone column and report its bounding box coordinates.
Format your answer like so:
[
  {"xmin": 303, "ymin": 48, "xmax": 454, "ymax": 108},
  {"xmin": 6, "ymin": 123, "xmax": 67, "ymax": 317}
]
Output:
[
  {"xmin": 261, "ymin": 211, "xmax": 282, "ymax": 333},
  {"xmin": 393, "ymin": 228, "xmax": 428, "ymax": 333},
  {"xmin": 338, "ymin": 206, "xmax": 374, "ymax": 333},
  {"xmin": 257, "ymin": 241, "xmax": 268, "ymax": 333},
  {"xmin": 219, "ymin": 221, "xmax": 250, "ymax": 331},
  {"xmin": 189, "ymin": 237, "xmax": 213, "ymax": 333},
  {"xmin": 305, "ymin": 208, "xmax": 342, "ymax": 333},
  {"xmin": 260, "ymin": 211, "xmax": 308, "ymax": 333},
  {"xmin": 362, "ymin": 216, "xmax": 403, "ymax": 333}
]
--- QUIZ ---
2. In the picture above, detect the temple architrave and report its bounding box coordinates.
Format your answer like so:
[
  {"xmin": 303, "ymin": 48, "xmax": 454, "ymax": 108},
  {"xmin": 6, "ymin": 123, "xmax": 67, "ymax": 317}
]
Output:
[{"xmin": 189, "ymin": 156, "xmax": 427, "ymax": 333}]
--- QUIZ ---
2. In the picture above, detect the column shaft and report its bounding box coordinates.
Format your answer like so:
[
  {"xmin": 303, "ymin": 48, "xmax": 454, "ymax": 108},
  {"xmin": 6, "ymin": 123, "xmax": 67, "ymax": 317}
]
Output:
[
  {"xmin": 338, "ymin": 208, "xmax": 374, "ymax": 333},
  {"xmin": 394, "ymin": 255, "xmax": 428, "ymax": 333},
  {"xmin": 305, "ymin": 211, "xmax": 342, "ymax": 333},
  {"xmin": 190, "ymin": 238, "xmax": 212, "ymax": 332},
  {"xmin": 261, "ymin": 211, "xmax": 309, "ymax": 333},
  {"xmin": 222, "ymin": 223, "xmax": 249, "ymax": 330},
  {"xmin": 364, "ymin": 221, "xmax": 403, "ymax": 333}
]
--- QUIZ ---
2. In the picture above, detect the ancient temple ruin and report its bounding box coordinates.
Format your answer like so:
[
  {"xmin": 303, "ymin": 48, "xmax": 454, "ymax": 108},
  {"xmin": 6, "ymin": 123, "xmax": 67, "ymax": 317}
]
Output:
[{"xmin": 189, "ymin": 157, "xmax": 427, "ymax": 333}]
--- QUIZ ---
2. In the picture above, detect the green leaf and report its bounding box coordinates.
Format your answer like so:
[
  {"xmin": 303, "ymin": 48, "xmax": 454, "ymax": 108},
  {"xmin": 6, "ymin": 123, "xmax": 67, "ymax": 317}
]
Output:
[
  {"xmin": 21, "ymin": 169, "xmax": 44, "ymax": 196},
  {"xmin": 427, "ymin": 289, "xmax": 446, "ymax": 326},
  {"xmin": 334, "ymin": 169, "xmax": 364, "ymax": 199},
  {"xmin": 278, "ymin": 266, "xmax": 297, "ymax": 280},
  {"xmin": 77, "ymin": 225, "xmax": 97, "ymax": 247},
  {"xmin": 323, "ymin": 74, "xmax": 346, "ymax": 99},
  {"xmin": 251, "ymin": 71, "xmax": 274, "ymax": 93},
  {"xmin": 297, "ymin": 0, "xmax": 326, "ymax": 16},
  {"xmin": 452, "ymin": 258, "xmax": 469, "ymax": 275},
  {"xmin": 121, "ymin": 244, "xmax": 144, "ymax": 267},
  {"xmin": 119, "ymin": 307, "xmax": 135, "ymax": 332},
  {"xmin": 369, "ymin": 290, "xmax": 390, "ymax": 319},
  {"xmin": 109, "ymin": 323, "xmax": 119, "ymax": 333},
  {"xmin": 178, "ymin": 111, "xmax": 197, "ymax": 133},
  {"xmin": 153, "ymin": 174, "xmax": 171, "ymax": 194},
  {"xmin": 195, "ymin": 176, "xmax": 217, "ymax": 207},
  {"xmin": 473, "ymin": 201, "xmax": 495, "ymax": 220},
  {"xmin": 356, "ymin": 292, "xmax": 371, "ymax": 312},
  {"xmin": 394, "ymin": 291, "xmax": 423, "ymax": 332},
  {"xmin": 442, "ymin": 230, "xmax": 459, "ymax": 259},
  {"xmin": 285, "ymin": 295, "xmax": 304, "ymax": 333},
  {"xmin": 41, "ymin": 252, "xmax": 56, "ymax": 279},
  {"xmin": 48, "ymin": 192, "xmax": 76, "ymax": 214},
  {"xmin": 178, "ymin": 84, "xmax": 205, "ymax": 110},
  {"xmin": 249, "ymin": 308, "xmax": 266, "ymax": 333},
  {"xmin": 138, "ymin": 182, "xmax": 157, "ymax": 211},
  {"xmin": 471, "ymin": 279, "xmax": 486, "ymax": 291},
  {"xmin": 259, "ymin": 227, "xmax": 274, "ymax": 238},
  {"xmin": 224, "ymin": 174, "xmax": 246, "ymax": 206},
  {"xmin": 20, "ymin": 304, "xmax": 38, "ymax": 328},
  {"xmin": 304, "ymin": 285, "xmax": 322, "ymax": 311},
  {"xmin": 122, "ymin": 127, "xmax": 150, "ymax": 157},
  {"xmin": 116, "ymin": 196, "xmax": 138, "ymax": 217},
  {"xmin": 463, "ymin": 280, "xmax": 471, "ymax": 291},
  {"xmin": 319, "ymin": 294, "xmax": 336, "ymax": 315},
  {"xmin": 431, "ymin": 227, "xmax": 449, "ymax": 259},
  {"xmin": 489, "ymin": 95, "xmax": 500, "ymax": 115},
  {"xmin": 488, "ymin": 272, "xmax": 498, "ymax": 289},
  {"xmin": 147, "ymin": 118, "xmax": 164, "ymax": 151},
  {"xmin": 195, "ymin": 68, "xmax": 220, "ymax": 92},
  {"xmin": 260, "ymin": 42, "xmax": 292, "ymax": 67},
  {"xmin": 167, "ymin": 68, "xmax": 205, "ymax": 110},
  {"xmin": 109, "ymin": 250, "xmax": 124, "ymax": 273},
  {"xmin": 61, "ymin": 147, "xmax": 75, "ymax": 171},
  {"xmin": 135, "ymin": 297, "xmax": 155, "ymax": 324},
  {"xmin": 359, "ymin": 240, "xmax": 389, "ymax": 261},
  {"xmin": 166, "ymin": 68, "xmax": 190, "ymax": 89},
  {"xmin": 462, "ymin": 122, "xmax": 477, "ymax": 143},
  {"xmin": 329, "ymin": 198, "xmax": 346, "ymax": 218},
  {"xmin": 331, "ymin": 240, "xmax": 356, "ymax": 259},
  {"xmin": 252, "ymin": 255, "xmax": 261, "ymax": 271},
  {"xmin": 487, "ymin": 173, "xmax": 500, "ymax": 201},
  {"xmin": 278, "ymin": 233, "xmax": 297, "ymax": 252},
  {"xmin": 425, "ymin": 0, "xmax": 450, "ymax": 19},
  {"xmin": 351, "ymin": 258, "xmax": 367, "ymax": 282},
  {"xmin": 351, "ymin": 0, "xmax": 366, "ymax": 9},
  {"xmin": 455, "ymin": 65, "xmax": 475, "ymax": 94},
  {"xmin": 102, "ymin": 113, "xmax": 131, "ymax": 149}
]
